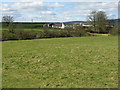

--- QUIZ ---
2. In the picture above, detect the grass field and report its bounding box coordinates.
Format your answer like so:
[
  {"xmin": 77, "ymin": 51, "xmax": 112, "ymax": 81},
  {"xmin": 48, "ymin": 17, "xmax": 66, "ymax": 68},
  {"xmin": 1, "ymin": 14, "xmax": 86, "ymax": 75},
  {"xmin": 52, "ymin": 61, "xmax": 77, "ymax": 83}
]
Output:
[
  {"xmin": 2, "ymin": 27, "xmax": 62, "ymax": 31},
  {"xmin": 2, "ymin": 23, "xmax": 44, "ymax": 31},
  {"xmin": 2, "ymin": 36, "xmax": 118, "ymax": 88},
  {"xmin": 2, "ymin": 28, "xmax": 44, "ymax": 31}
]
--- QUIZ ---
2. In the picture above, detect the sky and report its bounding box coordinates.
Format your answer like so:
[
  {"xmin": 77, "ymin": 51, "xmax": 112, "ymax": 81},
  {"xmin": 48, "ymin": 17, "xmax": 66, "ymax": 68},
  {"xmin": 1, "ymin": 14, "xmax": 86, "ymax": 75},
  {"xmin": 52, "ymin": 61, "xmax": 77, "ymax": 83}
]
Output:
[{"xmin": 0, "ymin": 0, "xmax": 119, "ymax": 22}]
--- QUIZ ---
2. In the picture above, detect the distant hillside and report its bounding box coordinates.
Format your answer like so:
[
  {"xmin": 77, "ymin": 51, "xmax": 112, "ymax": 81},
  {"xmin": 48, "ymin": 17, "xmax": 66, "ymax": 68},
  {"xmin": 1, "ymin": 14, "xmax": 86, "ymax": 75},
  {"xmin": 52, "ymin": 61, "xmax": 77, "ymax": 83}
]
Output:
[
  {"xmin": 108, "ymin": 19, "xmax": 120, "ymax": 24},
  {"xmin": 65, "ymin": 19, "xmax": 120, "ymax": 24},
  {"xmin": 64, "ymin": 21, "xmax": 87, "ymax": 23},
  {"xmin": 1, "ymin": 19, "xmax": 119, "ymax": 24}
]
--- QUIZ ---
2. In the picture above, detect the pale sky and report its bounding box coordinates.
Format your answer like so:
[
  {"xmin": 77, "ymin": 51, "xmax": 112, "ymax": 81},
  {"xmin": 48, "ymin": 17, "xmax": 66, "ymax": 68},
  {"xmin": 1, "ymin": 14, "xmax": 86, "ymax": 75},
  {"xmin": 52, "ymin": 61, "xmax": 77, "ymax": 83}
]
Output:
[{"xmin": 1, "ymin": 0, "xmax": 119, "ymax": 22}]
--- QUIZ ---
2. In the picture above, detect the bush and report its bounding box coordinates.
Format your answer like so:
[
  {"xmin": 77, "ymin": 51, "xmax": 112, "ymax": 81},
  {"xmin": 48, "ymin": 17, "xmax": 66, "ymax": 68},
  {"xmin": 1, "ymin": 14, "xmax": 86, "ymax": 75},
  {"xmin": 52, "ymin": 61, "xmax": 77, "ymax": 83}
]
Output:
[
  {"xmin": 2, "ymin": 31, "xmax": 17, "ymax": 41},
  {"xmin": 2, "ymin": 23, "xmax": 87, "ymax": 41},
  {"xmin": 43, "ymin": 24, "xmax": 50, "ymax": 37},
  {"xmin": 35, "ymin": 31, "xmax": 45, "ymax": 39},
  {"xmin": 8, "ymin": 23, "xmax": 15, "ymax": 33},
  {"xmin": 14, "ymin": 24, "xmax": 26, "ymax": 40},
  {"xmin": 109, "ymin": 25, "xmax": 118, "ymax": 36},
  {"xmin": 73, "ymin": 25, "xmax": 86, "ymax": 37},
  {"xmin": 59, "ymin": 30, "xmax": 69, "ymax": 37}
]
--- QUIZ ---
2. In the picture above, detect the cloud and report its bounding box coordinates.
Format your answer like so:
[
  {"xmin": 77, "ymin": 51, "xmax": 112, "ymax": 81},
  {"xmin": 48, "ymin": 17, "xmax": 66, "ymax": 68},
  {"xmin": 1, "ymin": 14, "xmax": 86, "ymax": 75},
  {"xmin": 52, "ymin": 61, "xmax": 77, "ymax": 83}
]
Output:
[
  {"xmin": 71, "ymin": 0, "xmax": 119, "ymax": 2},
  {"xmin": 2, "ymin": 0, "xmax": 44, "ymax": 2},
  {"xmin": 60, "ymin": 2, "xmax": 118, "ymax": 21},
  {"xmin": 2, "ymin": 0, "xmax": 119, "ymax": 2},
  {"xmin": 75, "ymin": 2, "xmax": 117, "ymax": 10},
  {"xmin": 74, "ymin": 2, "xmax": 118, "ymax": 17},
  {"xmin": 1, "ymin": 1, "xmax": 118, "ymax": 22},
  {"xmin": 20, "ymin": 0, "xmax": 43, "ymax": 2},
  {"xmin": 98, "ymin": 9, "xmax": 105, "ymax": 12},
  {"xmin": 1, "ymin": 1, "xmax": 64, "ymax": 18}
]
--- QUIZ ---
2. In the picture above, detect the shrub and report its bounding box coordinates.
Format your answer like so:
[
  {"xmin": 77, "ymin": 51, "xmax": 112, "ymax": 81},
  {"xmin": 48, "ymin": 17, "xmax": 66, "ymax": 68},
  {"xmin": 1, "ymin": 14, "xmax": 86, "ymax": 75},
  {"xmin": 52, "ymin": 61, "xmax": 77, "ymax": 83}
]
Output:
[
  {"xmin": 43, "ymin": 24, "xmax": 50, "ymax": 37},
  {"xmin": 14, "ymin": 24, "xmax": 26, "ymax": 40},
  {"xmin": 73, "ymin": 25, "xmax": 86, "ymax": 37},
  {"xmin": 109, "ymin": 25, "xmax": 118, "ymax": 36},
  {"xmin": 25, "ymin": 31, "xmax": 37, "ymax": 39},
  {"xmin": 2, "ymin": 23, "xmax": 88, "ymax": 41},
  {"xmin": 2, "ymin": 31, "xmax": 16, "ymax": 41},
  {"xmin": 59, "ymin": 30, "xmax": 69, "ymax": 37},
  {"xmin": 35, "ymin": 31, "xmax": 45, "ymax": 39},
  {"xmin": 8, "ymin": 23, "xmax": 15, "ymax": 33}
]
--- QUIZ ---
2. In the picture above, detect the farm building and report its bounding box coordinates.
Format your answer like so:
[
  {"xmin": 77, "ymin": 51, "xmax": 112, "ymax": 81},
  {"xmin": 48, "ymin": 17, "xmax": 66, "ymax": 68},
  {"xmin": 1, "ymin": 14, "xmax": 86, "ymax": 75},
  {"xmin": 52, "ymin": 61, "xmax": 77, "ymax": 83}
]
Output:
[
  {"xmin": 47, "ymin": 22, "xmax": 93, "ymax": 29},
  {"xmin": 48, "ymin": 23, "xmax": 65, "ymax": 29},
  {"xmin": 48, "ymin": 23, "xmax": 76, "ymax": 29}
]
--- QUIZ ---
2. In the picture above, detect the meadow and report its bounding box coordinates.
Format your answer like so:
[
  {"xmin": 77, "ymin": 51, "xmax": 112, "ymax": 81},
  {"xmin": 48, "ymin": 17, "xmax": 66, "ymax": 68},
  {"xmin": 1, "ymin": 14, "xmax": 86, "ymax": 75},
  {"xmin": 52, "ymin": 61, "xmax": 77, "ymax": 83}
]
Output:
[
  {"xmin": 2, "ymin": 36, "xmax": 118, "ymax": 88},
  {"xmin": 2, "ymin": 23, "xmax": 44, "ymax": 31}
]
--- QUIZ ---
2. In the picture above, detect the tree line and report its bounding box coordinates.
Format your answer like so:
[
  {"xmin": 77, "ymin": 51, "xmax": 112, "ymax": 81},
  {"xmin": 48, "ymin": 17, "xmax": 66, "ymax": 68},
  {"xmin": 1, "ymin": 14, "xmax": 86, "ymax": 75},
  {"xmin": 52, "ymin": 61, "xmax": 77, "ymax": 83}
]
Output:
[
  {"xmin": 87, "ymin": 10, "xmax": 118, "ymax": 34},
  {"xmin": 2, "ymin": 22, "xmax": 86, "ymax": 41},
  {"xmin": 2, "ymin": 10, "xmax": 118, "ymax": 41}
]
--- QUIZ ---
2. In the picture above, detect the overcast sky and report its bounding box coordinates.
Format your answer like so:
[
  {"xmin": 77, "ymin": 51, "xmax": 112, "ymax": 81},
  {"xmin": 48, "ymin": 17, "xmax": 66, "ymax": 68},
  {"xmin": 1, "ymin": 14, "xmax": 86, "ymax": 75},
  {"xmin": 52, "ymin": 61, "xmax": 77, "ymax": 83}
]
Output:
[{"xmin": 1, "ymin": 0, "xmax": 119, "ymax": 22}]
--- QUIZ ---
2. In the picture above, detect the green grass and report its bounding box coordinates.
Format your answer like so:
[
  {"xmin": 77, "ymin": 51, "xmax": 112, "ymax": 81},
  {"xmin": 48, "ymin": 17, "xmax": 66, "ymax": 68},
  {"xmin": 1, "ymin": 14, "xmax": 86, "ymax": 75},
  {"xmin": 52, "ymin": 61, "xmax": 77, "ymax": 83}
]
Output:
[
  {"xmin": 2, "ymin": 28, "xmax": 43, "ymax": 31},
  {"xmin": 2, "ymin": 27, "xmax": 66, "ymax": 31},
  {"xmin": 2, "ymin": 36, "xmax": 118, "ymax": 88},
  {"xmin": 2, "ymin": 23, "xmax": 44, "ymax": 31},
  {"xmin": 23, "ymin": 28, "xmax": 43, "ymax": 31}
]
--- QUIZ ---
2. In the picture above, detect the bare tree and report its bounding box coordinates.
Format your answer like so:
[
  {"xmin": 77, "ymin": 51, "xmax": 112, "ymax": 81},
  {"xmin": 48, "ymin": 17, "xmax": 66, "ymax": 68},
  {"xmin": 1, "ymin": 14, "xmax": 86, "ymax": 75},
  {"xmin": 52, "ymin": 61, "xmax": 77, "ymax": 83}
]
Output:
[
  {"xmin": 96, "ymin": 11, "xmax": 108, "ymax": 33},
  {"xmin": 87, "ymin": 11, "xmax": 97, "ymax": 32},
  {"xmin": 2, "ymin": 15, "xmax": 14, "ymax": 26},
  {"xmin": 88, "ymin": 10, "xmax": 108, "ymax": 33}
]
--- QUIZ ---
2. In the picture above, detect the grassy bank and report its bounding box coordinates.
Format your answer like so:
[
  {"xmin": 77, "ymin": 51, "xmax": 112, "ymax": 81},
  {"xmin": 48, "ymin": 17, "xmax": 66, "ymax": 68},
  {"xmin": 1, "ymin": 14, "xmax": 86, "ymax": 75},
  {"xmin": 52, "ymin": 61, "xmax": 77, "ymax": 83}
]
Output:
[{"xmin": 2, "ymin": 36, "xmax": 118, "ymax": 88}]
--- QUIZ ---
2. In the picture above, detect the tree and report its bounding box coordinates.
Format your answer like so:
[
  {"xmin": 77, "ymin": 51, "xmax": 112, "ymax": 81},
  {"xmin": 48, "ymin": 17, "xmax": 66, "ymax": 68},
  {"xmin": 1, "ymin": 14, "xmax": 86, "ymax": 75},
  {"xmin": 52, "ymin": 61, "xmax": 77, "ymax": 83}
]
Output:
[
  {"xmin": 88, "ymin": 10, "xmax": 108, "ymax": 33},
  {"xmin": 2, "ymin": 15, "xmax": 15, "ymax": 33},
  {"xmin": 43, "ymin": 24, "xmax": 50, "ymax": 37},
  {"xmin": 96, "ymin": 11, "xmax": 108, "ymax": 33},
  {"xmin": 2, "ymin": 15, "xmax": 14, "ymax": 26},
  {"xmin": 8, "ymin": 23, "xmax": 15, "ymax": 33},
  {"xmin": 109, "ymin": 24, "xmax": 118, "ymax": 35},
  {"xmin": 87, "ymin": 11, "xmax": 97, "ymax": 32}
]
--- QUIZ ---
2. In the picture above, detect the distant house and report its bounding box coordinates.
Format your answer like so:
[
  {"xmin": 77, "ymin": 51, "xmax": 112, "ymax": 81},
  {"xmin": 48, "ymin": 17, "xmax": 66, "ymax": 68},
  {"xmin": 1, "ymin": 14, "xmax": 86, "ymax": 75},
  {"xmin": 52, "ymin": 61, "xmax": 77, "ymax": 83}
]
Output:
[
  {"xmin": 65, "ymin": 23, "xmax": 74, "ymax": 28},
  {"xmin": 82, "ymin": 24, "xmax": 92, "ymax": 28},
  {"xmin": 48, "ymin": 23, "xmax": 76, "ymax": 29},
  {"xmin": 47, "ymin": 22, "xmax": 93, "ymax": 29},
  {"xmin": 48, "ymin": 23, "xmax": 65, "ymax": 29},
  {"xmin": 79, "ymin": 23, "xmax": 92, "ymax": 28}
]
